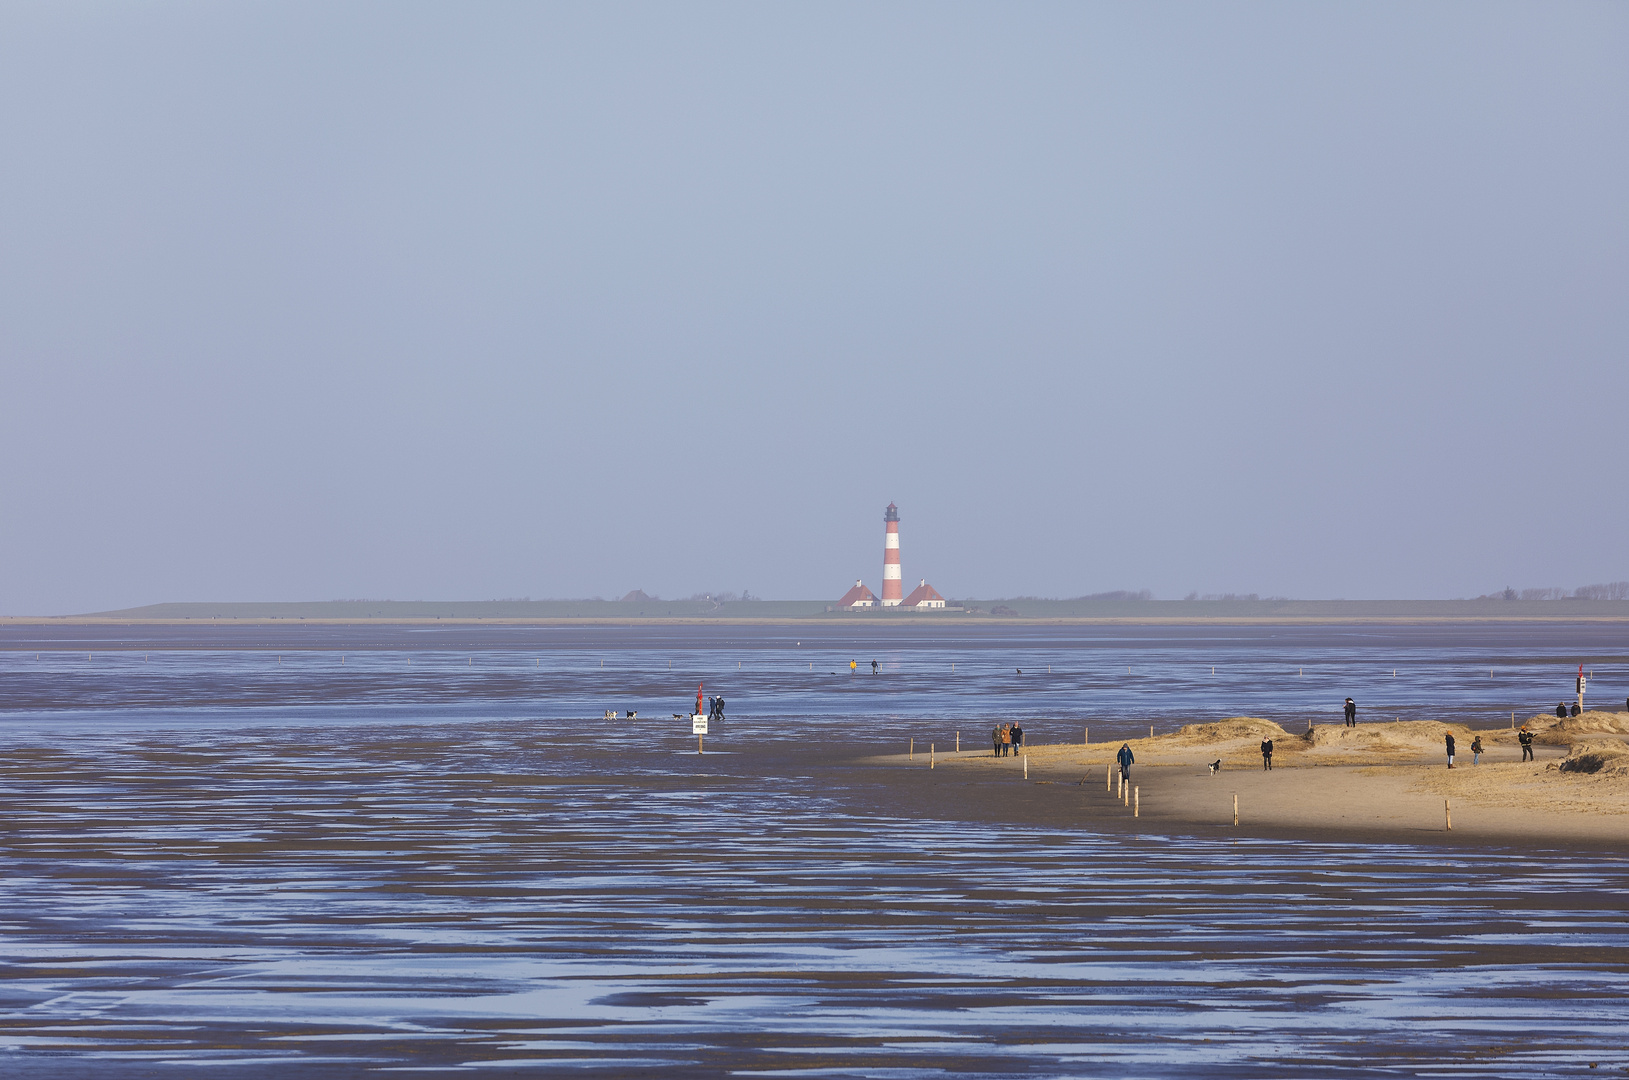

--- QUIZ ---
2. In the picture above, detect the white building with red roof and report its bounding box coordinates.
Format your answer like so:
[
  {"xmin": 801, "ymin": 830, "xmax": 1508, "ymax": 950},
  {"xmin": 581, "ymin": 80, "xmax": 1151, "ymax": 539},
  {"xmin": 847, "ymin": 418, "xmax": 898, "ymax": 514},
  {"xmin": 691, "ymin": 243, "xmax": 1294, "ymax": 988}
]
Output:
[
  {"xmin": 836, "ymin": 579, "xmax": 877, "ymax": 609},
  {"xmin": 902, "ymin": 579, "xmax": 946, "ymax": 609}
]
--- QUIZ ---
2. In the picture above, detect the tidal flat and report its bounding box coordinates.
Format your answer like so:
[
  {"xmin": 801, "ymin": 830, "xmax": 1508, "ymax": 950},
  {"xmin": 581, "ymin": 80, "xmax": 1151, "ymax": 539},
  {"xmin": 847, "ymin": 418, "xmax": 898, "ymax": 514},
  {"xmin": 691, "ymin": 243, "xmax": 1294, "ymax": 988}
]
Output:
[{"xmin": 0, "ymin": 621, "xmax": 1625, "ymax": 1077}]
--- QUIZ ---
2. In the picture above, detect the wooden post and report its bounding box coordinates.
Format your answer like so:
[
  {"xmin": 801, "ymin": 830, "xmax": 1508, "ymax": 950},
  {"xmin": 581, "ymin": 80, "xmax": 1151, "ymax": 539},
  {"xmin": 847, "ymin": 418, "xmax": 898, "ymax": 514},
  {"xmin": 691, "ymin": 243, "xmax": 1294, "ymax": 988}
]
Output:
[
  {"xmin": 1123, "ymin": 782, "xmax": 1129, "ymax": 807},
  {"xmin": 1445, "ymin": 798, "xmax": 1452, "ymax": 831},
  {"xmin": 910, "ymin": 738, "xmax": 914, "ymax": 760},
  {"xmin": 956, "ymin": 731, "xmax": 960, "ymax": 752},
  {"xmin": 1108, "ymin": 766, "xmax": 1113, "ymax": 793},
  {"xmin": 1023, "ymin": 755, "xmax": 1028, "ymax": 779},
  {"xmin": 1149, "ymin": 724, "xmax": 1153, "ymax": 739},
  {"xmin": 1134, "ymin": 787, "xmax": 1139, "ymax": 818},
  {"xmin": 1233, "ymin": 793, "xmax": 1238, "ymax": 826},
  {"xmin": 1084, "ymin": 725, "xmax": 1088, "ymax": 745},
  {"xmin": 930, "ymin": 744, "xmax": 935, "ymax": 768}
]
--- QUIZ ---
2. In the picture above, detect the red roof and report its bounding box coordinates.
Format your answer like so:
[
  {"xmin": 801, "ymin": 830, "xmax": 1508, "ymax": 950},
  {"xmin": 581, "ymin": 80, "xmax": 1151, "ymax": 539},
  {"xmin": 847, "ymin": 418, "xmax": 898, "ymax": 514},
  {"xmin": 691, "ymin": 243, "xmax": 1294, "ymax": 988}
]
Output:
[
  {"xmin": 837, "ymin": 580, "xmax": 877, "ymax": 608},
  {"xmin": 903, "ymin": 580, "xmax": 945, "ymax": 606}
]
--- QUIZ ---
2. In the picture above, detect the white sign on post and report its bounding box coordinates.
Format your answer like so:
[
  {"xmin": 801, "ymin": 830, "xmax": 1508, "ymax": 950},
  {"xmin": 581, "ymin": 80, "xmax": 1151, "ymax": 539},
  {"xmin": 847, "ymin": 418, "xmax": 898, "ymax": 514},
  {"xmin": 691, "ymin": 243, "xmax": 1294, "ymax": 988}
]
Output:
[{"xmin": 692, "ymin": 714, "xmax": 708, "ymax": 735}]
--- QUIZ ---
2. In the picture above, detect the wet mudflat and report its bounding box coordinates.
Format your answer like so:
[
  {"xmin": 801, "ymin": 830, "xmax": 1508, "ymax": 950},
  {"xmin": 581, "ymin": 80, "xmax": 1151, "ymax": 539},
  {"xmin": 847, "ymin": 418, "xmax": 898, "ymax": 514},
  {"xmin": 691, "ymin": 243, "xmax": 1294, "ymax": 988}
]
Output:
[{"xmin": 1, "ymin": 624, "xmax": 1627, "ymax": 1076}]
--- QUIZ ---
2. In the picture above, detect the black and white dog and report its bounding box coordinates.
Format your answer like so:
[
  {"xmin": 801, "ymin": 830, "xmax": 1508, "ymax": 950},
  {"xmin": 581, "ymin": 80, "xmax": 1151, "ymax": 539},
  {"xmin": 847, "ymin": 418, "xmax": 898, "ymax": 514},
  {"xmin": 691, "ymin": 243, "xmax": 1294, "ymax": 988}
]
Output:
[{"xmin": 1207, "ymin": 759, "xmax": 1223, "ymax": 775}]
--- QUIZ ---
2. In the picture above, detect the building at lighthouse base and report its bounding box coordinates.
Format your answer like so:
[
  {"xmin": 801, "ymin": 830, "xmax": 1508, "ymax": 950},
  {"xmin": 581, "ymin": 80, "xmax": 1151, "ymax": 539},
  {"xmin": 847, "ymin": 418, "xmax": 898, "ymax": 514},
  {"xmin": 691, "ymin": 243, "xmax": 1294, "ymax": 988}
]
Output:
[
  {"xmin": 902, "ymin": 580, "xmax": 947, "ymax": 609},
  {"xmin": 835, "ymin": 580, "xmax": 877, "ymax": 609}
]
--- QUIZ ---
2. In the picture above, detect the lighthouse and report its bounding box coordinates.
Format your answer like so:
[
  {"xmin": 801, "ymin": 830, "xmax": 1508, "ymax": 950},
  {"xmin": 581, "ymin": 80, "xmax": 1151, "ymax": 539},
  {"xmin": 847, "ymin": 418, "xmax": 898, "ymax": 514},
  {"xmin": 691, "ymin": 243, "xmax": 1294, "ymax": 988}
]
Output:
[{"xmin": 880, "ymin": 502, "xmax": 903, "ymax": 606}]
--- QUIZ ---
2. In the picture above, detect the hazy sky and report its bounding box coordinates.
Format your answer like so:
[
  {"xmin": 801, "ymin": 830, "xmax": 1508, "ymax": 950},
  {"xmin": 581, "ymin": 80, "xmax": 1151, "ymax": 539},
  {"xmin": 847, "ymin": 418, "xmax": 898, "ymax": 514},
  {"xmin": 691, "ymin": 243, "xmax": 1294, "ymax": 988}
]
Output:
[{"xmin": 2, "ymin": 2, "xmax": 1625, "ymax": 613}]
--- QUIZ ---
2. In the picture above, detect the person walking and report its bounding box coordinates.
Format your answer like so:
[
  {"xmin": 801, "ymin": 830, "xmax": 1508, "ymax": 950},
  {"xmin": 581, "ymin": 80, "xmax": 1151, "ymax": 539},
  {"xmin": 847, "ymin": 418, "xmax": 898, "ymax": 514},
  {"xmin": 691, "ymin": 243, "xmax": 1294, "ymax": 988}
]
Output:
[
  {"xmin": 1000, "ymin": 724, "xmax": 1013, "ymax": 757},
  {"xmin": 850, "ymin": 660, "xmax": 858, "ymax": 675},
  {"xmin": 1445, "ymin": 731, "xmax": 1456, "ymax": 769},
  {"xmin": 1344, "ymin": 698, "xmax": 1357, "ymax": 727},
  {"xmin": 1011, "ymin": 723, "xmax": 1024, "ymax": 754},
  {"xmin": 714, "ymin": 696, "xmax": 726, "ymax": 721},
  {"xmin": 871, "ymin": 659, "xmax": 879, "ymax": 675},
  {"xmin": 1260, "ymin": 737, "xmax": 1274, "ymax": 770},
  {"xmin": 1116, "ymin": 742, "xmax": 1134, "ymax": 782},
  {"xmin": 991, "ymin": 726, "xmax": 1002, "ymax": 757},
  {"xmin": 1470, "ymin": 735, "xmax": 1483, "ymax": 765},
  {"xmin": 1519, "ymin": 726, "xmax": 1535, "ymax": 762}
]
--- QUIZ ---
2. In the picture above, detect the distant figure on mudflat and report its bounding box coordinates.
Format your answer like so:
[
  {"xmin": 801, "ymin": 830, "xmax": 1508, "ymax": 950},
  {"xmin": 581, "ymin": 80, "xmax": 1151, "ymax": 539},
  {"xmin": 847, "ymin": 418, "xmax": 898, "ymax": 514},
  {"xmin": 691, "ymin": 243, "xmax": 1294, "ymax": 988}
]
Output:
[
  {"xmin": 1445, "ymin": 731, "xmax": 1456, "ymax": 769},
  {"xmin": 1556, "ymin": 702, "xmax": 1568, "ymax": 718},
  {"xmin": 715, "ymin": 696, "xmax": 725, "ymax": 720},
  {"xmin": 850, "ymin": 660, "xmax": 858, "ymax": 674},
  {"xmin": 1569, "ymin": 702, "xmax": 1581, "ymax": 717},
  {"xmin": 871, "ymin": 659, "xmax": 879, "ymax": 675},
  {"xmin": 1117, "ymin": 743, "xmax": 1135, "ymax": 781},
  {"xmin": 1344, "ymin": 698, "xmax": 1357, "ymax": 727},
  {"xmin": 1518, "ymin": 726, "xmax": 1535, "ymax": 762},
  {"xmin": 1260, "ymin": 738, "xmax": 1274, "ymax": 771}
]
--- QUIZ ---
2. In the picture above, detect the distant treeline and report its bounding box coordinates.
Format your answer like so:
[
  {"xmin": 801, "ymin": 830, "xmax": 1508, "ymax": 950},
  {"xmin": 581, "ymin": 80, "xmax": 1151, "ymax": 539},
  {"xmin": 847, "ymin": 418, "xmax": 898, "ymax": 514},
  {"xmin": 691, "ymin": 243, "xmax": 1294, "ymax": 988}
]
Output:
[{"xmin": 1477, "ymin": 583, "xmax": 1629, "ymax": 602}]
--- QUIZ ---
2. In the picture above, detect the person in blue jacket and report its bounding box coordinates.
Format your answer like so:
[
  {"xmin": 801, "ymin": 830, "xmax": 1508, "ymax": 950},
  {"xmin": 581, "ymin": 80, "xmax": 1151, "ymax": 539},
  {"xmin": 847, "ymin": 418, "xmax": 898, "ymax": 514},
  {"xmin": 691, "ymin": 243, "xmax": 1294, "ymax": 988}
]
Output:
[{"xmin": 1116, "ymin": 743, "xmax": 1135, "ymax": 782}]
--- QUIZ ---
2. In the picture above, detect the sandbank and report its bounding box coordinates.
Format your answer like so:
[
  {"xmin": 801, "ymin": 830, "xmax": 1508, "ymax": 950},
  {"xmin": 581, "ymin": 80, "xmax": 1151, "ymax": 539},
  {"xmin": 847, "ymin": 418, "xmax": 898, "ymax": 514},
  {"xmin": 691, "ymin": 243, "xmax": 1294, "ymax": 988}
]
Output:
[{"xmin": 873, "ymin": 713, "xmax": 1629, "ymax": 849}]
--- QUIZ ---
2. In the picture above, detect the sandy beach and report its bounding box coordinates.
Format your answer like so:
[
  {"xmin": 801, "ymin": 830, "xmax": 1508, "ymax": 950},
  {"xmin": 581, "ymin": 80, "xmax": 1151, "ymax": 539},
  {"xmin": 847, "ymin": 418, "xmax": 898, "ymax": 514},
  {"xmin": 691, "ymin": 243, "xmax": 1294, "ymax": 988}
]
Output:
[{"xmin": 879, "ymin": 712, "xmax": 1629, "ymax": 848}]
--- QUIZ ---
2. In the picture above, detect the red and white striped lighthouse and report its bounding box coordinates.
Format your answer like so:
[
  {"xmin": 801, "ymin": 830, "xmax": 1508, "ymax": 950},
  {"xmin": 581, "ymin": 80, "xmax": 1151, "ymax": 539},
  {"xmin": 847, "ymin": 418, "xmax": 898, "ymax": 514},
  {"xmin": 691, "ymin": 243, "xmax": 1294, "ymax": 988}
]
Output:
[{"xmin": 880, "ymin": 502, "xmax": 903, "ymax": 607}]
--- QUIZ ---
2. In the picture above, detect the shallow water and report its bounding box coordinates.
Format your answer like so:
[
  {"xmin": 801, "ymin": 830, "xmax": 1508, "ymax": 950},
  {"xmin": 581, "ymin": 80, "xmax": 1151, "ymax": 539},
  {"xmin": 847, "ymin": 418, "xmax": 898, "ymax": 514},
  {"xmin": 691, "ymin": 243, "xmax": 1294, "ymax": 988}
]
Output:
[{"xmin": 1, "ymin": 622, "xmax": 1626, "ymax": 1076}]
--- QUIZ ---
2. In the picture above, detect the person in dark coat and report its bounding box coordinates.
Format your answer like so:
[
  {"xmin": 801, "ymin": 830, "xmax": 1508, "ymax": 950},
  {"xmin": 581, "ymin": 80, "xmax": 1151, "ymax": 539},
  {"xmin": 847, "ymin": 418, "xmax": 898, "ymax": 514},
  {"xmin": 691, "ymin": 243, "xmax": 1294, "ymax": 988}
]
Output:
[
  {"xmin": 1011, "ymin": 723, "xmax": 1024, "ymax": 753},
  {"xmin": 871, "ymin": 659, "xmax": 879, "ymax": 675},
  {"xmin": 1470, "ymin": 735, "xmax": 1483, "ymax": 765},
  {"xmin": 1116, "ymin": 743, "xmax": 1134, "ymax": 781},
  {"xmin": 1556, "ymin": 702, "xmax": 1568, "ymax": 718},
  {"xmin": 1260, "ymin": 738, "xmax": 1274, "ymax": 770},
  {"xmin": 1445, "ymin": 731, "xmax": 1456, "ymax": 768},
  {"xmin": 1569, "ymin": 702, "xmax": 1581, "ymax": 717},
  {"xmin": 1518, "ymin": 726, "xmax": 1535, "ymax": 762},
  {"xmin": 1344, "ymin": 698, "xmax": 1356, "ymax": 727},
  {"xmin": 991, "ymin": 726, "xmax": 1002, "ymax": 757},
  {"xmin": 715, "ymin": 696, "xmax": 726, "ymax": 721}
]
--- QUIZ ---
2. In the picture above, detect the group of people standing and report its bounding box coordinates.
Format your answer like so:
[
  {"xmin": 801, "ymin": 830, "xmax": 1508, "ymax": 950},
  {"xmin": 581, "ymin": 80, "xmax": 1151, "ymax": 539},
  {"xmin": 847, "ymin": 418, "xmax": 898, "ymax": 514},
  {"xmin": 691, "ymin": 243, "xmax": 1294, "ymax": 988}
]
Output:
[{"xmin": 991, "ymin": 722, "xmax": 1024, "ymax": 756}]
